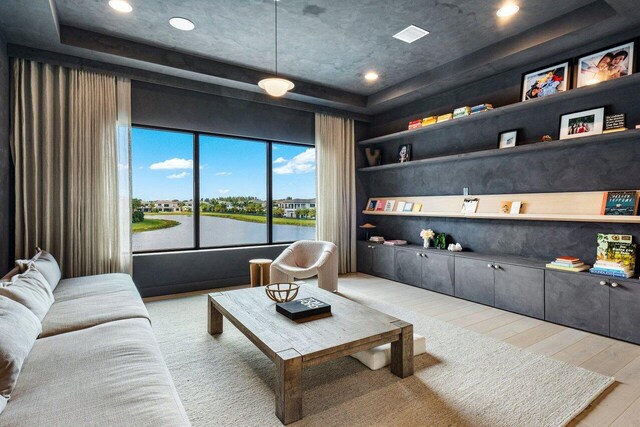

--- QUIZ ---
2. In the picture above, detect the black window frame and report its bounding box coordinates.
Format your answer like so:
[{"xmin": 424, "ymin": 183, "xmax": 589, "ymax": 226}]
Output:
[{"xmin": 131, "ymin": 123, "xmax": 316, "ymax": 254}]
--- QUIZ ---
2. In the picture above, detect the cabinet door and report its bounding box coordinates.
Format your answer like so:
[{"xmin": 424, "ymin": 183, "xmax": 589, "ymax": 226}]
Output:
[
  {"xmin": 395, "ymin": 249, "xmax": 422, "ymax": 287},
  {"xmin": 371, "ymin": 244, "xmax": 396, "ymax": 280},
  {"xmin": 356, "ymin": 241, "xmax": 373, "ymax": 274},
  {"xmin": 494, "ymin": 263, "xmax": 544, "ymax": 319},
  {"xmin": 421, "ymin": 252, "xmax": 455, "ymax": 296},
  {"xmin": 545, "ymin": 271, "xmax": 609, "ymax": 335},
  {"xmin": 610, "ymin": 279, "xmax": 640, "ymax": 344},
  {"xmin": 454, "ymin": 257, "xmax": 495, "ymax": 305}
]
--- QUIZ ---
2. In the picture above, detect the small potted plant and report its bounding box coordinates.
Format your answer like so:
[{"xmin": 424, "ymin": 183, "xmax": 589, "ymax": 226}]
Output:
[{"xmin": 420, "ymin": 229, "xmax": 435, "ymax": 249}]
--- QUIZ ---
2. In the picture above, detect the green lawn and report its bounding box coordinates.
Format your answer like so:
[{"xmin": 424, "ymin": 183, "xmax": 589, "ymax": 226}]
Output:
[
  {"xmin": 132, "ymin": 218, "xmax": 180, "ymax": 233},
  {"xmin": 147, "ymin": 212, "xmax": 315, "ymax": 227}
]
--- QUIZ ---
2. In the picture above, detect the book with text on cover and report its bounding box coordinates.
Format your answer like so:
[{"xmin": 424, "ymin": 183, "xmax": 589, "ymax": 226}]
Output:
[
  {"xmin": 601, "ymin": 191, "xmax": 638, "ymax": 215},
  {"xmin": 276, "ymin": 297, "xmax": 331, "ymax": 321}
]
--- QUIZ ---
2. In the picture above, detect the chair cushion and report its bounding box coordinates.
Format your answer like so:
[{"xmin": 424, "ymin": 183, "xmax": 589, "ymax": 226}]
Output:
[
  {"xmin": 351, "ymin": 334, "xmax": 427, "ymax": 370},
  {"xmin": 16, "ymin": 249, "xmax": 62, "ymax": 292},
  {"xmin": 0, "ymin": 296, "xmax": 42, "ymax": 415},
  {"xmin": 0, "ymin": 266, "xmax": 55, "ymax": 321},
  {"xmin": 1, "ymin": 318, "xmax": 190, "ymax": 426},
  {"xmin": 40, "ymin": 273, "xmax": 150, "ymax": 338}
]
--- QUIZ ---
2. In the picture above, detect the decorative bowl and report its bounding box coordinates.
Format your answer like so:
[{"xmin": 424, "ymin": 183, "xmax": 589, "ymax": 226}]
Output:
[{"xmin": 265, "ymin": 283, "xmax": 299, "ymax": 303}]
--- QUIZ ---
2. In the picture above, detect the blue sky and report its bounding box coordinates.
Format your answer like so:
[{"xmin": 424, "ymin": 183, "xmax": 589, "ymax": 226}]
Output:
[{"xmin": 132, "ymin": 127, "xmax": 316, "ymax": 201}]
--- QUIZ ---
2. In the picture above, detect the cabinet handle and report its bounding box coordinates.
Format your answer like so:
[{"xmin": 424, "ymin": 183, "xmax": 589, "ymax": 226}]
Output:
[
  {"xmin": 493, "ymin": 264, "xmax": 500, "ymax": 270},
  {"xmin": 611, "ymin": 282, "xmax": 619, "ymax": 288},
  {"xmin": 416, "ymin": 252, "xmax": 421, "ymax": 257},
  {"xmin": 487, "ymin": 264, "xmax": 493, "ymax": 268},
  {"xmin": 599, "ymin": 280, "xmax": 607, "ymax": 286}
]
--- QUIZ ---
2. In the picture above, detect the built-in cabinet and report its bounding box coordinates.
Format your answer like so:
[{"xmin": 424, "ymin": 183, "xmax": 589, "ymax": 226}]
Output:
[{"xmin": 357, "ymin": 241, "xmax": 640, "ymax": 345}]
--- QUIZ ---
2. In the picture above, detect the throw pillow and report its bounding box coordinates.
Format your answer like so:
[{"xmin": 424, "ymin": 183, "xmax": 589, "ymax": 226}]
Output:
[
  {"xmin": 16, "ymin": 248, "xmax": 62, "ymax": 292},
  {"xmin": 0, "ymin": 266, "xmax": 55, "ymax": 321},
  {"xmin": 0, "ymin": 296, "xmax": 42, "ymax": 414}
]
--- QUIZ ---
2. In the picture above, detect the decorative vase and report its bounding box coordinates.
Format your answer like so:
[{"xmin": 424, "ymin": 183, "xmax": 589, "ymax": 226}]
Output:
[{"xmin": 423, "ymin": 239, "xmax": 431, "ymax": 249}]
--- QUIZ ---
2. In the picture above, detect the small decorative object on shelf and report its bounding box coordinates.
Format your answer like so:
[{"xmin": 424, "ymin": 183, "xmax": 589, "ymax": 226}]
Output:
[
  {"xmin": 603, "ymin": 113, "xmax": 627, "ymax": 134},
  {"xmin": 559, "ymin": 107, "xmax": 605, "ymax": 140},
  {"xmin": 461, "ymin": 197, "xmax": 479, "ymax": 213},
  {"xmin": 359, "ymin": 223, "xmax": 376, "ymax": 240},
  {"xmin": 369, "ymin": 236, "xmax": 385, "ymax": 243},
  {"xmin": 577, "ymin": 41, "xmax": 635, "ymax": 88},
  {"xmin": 500, "ymin": 201, "xmax": 512, "ymax": 213},
  {"xmin": 408, "ymin": 119, "xmax": 422, "ymax": 130},
  {"xmin": 365, "ymin": 147, "xmax": 382, "ymax": 166},
  {"xmin": 375, "ymin": 200, "xmax": 386, "ymax": 211},
  {"xmin": 470, "ymin": 103, "xmax": 494, "ymax": 114},
  {"xmin": 546, "ymin": 256, "xmax": 591, "ymax": 272},
  {"xmin": 453, "ymin": 106, "xmax": 471, "ymax": 119},
  {"xmin": 541, "ymin": 134, "xmax": 553, "ymax": 142},
  {"xmin": 421, "ymin": 116, "xmax": 437, "ymax": 127},
  {"xmin": 447, "ymin": 243, "xmax": 463, "ymax": 252},
  {"xmin": 437, "ymin": 113, "xmax": 453, "ymax": 123},
  {"xmin": 366, "ymin": 199, "xmax": 378, "ymax": 211},
  {"xmin": 398, "ymin": 144, "xmax": 412, "ymax": 163},
  {"xmin": 420, "ymin": 229, "xmax": 435, "ymax": 248},
  {"xmin": 384, "ymin": 200, "xmax": 396, "ymax": 212},
  {"xmin": 510, "ymin": 201, "xmax": 522, "ymax": 214},
  {"xmin": 593, "ymin": 233, "xmax": 636, "ymax": 278},
  {"xmin": 521, "ymin": 62, "xmax": 570, "ymax": 101},
  {"xmin": 276, "ymin": 297, "xmax": 331, "ymax": 322},
  {"xmin": 265, "ymin": 283, "xmax": 300, "ymax": 303},
  {"xmin": 383, "ymin": 240, "xmax": 407, "ymax": 246},
  {"xmin": 395, "ymin": 201, "xmax": 406, "ymax": 212},
  {"xmin": 403, "ymin": 202, "xmax": 414, "ymax": 212},
  {"xmin": 435, "ymin": 233, "xmax": 447, "ymax": 250},
  {"xmin": 498, "ymin": 129, "xmax": 518, "ymax": 149},
  {"xmin": 601, "ymin": 191, "xmax": 638, "ymax": 215},
  {"xmin": 412, "ymin": 203, "xmax": 423, "ymax": 213}
]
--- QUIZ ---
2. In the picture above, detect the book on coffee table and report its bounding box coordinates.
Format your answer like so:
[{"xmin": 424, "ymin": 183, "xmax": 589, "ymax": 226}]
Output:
[{"xmin": 276, "ymin": 297, "xmax": 331, "ymax": 321}]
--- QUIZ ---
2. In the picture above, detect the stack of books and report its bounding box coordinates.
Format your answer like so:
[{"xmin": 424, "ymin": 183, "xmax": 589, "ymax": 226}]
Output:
[
  {"xmin": 408, "ymin": 120, "xmax": 422, "ymax": 130},
  {"xmin": 453, "ymin": 106, "xmax": 471, "ymax": 118},
  {"xmin": 369, "ymin": 236, "xmax": 385, "ymax": 243},
  {"xmin": 590, "ymin": 260, "xmax": 634, "ymax": 278},
  {"xmin": 383, "ymin": 240, "xmax": 407, "ymax": 246},
  {"xmin": 546, "ymin": 256, "xmax": 590, "ymax": 272},
  {"xmin": 421, "ymin": 116, "xmax": 437, "ymax": 127},
  {"xmin": 470, "ymin": 103, "xmax": 494, "ymax": 115}
]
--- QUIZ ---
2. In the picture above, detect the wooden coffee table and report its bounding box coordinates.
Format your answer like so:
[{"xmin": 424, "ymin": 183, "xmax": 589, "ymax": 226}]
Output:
[{"xmin": 207, "ymin": 284, "xmax": 414, "ymax": 425}]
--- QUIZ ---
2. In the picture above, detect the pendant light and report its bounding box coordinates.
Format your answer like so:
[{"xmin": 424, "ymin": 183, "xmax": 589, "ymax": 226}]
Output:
[{"xmin": 258, "ymin": 0, "xmax": 294, "ymax": 97}]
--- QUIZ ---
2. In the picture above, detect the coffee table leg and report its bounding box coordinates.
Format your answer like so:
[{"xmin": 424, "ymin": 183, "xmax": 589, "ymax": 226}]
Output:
[
  {"xmin": 275, "ymin": 349, "xmax": 302, "ymax": 425},
  {"xmin": 207, "ymin": 295, "xmax": 223, "ymax": 335},
  {"xmin": 391, "ymin": 321, "xmax": 414, "ymax": 378}
]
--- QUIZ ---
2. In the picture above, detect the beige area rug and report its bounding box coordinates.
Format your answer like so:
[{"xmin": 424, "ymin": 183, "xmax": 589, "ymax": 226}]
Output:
[{"xmin": 146, "ymin": 289, "xmax": 613, "ymax": 427}]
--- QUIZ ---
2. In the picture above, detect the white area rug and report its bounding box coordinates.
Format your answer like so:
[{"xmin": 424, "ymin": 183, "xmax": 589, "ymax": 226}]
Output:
[{"xmin": 146, "ymin": 289, "xmax": 613, "ymax": 427}]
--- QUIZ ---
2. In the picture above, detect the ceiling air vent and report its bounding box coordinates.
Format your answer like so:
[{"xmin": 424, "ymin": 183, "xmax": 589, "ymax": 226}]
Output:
[{"xmin": 392, "ymin": 25, "xmax": 430, "ymax": 43}]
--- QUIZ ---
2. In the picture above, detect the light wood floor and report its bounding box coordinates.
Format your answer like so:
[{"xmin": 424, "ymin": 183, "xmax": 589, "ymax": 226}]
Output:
[{"xmin": 147, "ymin": 273, "xmax": 640, "ymax": 426}]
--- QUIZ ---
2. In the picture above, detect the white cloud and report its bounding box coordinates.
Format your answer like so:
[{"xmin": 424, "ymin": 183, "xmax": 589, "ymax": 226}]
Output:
[
  {"xmin": 166, "ymin": 172, "xmax": 190, "ymax": 179},
  {"xmin": 215, "ymin": 172, "xmax": 233, "ymax": 176},
  {"xmin": 150, "ymin": 158, "xmax": 193, "ymax": 170},
  {"xmin": 218, "ymin": 189, "xmax": 230, "ymax": 194},
  {"xmin": 273, "ymin": 148, "xmax": 316, "ymax": 175},
  {"xmin": 273, "ymin": 157, "xmax": 287, "ymax": 164}
]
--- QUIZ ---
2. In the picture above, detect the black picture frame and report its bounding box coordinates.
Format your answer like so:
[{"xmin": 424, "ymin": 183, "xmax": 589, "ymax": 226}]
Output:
[
  {"xmin": 398, "ymin": 144, "xmax": 412, "ymax": 163},
  {"xmin": 574, "ymin": 39, "xmax": 636, "ymax": 88},
  {"xmin": 498, "ymin": 129, "xmax": 519, "ymax": 149},
  {"xmin": 520, "ymin": 61, "xmax": 571, "ymax": 102},
  {"xmin": 558, "ymin": 106, "xmax": 606, "ymax": 140}
]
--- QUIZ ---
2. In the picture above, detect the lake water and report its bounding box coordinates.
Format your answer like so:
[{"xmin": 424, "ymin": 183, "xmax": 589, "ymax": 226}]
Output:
[{"xmin": 133, "ymin": 215, "xmax": 315, "ymax": 252}]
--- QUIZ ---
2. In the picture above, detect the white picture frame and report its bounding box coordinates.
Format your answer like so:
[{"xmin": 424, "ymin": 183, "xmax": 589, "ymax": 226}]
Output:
[
  {"xmin": 521, "ymin": 62, "xmax": 570, "ymax": 101},
  {"xmin": 577, "ymin": 42, "xmax": 635, "ymax": 88},
  {"xmin": 559, "ymin": 107, "xmax": 605, "ymax": 140}
]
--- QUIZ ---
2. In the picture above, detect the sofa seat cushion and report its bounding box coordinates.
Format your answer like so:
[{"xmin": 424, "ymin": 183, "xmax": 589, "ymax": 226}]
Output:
[
  {"xmin": 40, "ymin": 273, "xmax": 150, "ymax": 338},
  {"xmin": 0, "ymin": 318, "xmax": 190, "ymax": 427}
]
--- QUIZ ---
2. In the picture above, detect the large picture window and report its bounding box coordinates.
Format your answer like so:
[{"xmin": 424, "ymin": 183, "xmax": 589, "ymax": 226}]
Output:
[{"xmin": 131, "ymin": 126, "xmax": 316, "ymax": 253}]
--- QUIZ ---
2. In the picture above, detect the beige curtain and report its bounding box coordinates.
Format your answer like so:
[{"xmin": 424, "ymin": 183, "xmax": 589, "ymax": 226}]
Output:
[
  {"xmin": 11, "ymin": 58, "xmax": 132, "ymax": 277},
  {"xmin": 315, "ymin": 113, "xmax": 356, "ymax": 274}
]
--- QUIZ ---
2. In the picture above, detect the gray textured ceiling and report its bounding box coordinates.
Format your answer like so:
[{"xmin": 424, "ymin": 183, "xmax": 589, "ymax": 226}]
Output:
[{"xmin": 1, "ymin": 0, "xmax": 640, "ymax": 115}]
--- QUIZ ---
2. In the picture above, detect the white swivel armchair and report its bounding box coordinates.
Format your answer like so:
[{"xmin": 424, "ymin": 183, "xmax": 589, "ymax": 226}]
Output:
[{"xmin": 270, "ymin": 240, "xmax": 339, "ymax": 292}]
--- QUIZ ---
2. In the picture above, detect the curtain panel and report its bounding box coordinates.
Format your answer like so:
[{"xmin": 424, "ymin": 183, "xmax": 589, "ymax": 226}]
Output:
[
  {"xmin": 11, "ymin": 59, "xmax": 131, "ymax": 277},
  {"xmin": 315, "ymin": 113, "xmax": 356, "ymax": 274}
]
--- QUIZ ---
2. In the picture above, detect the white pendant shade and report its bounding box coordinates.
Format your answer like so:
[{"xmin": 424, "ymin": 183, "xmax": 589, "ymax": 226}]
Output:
[{"xmin": 258, "ymin": 77, "xmax": 295, "ymax": 97}]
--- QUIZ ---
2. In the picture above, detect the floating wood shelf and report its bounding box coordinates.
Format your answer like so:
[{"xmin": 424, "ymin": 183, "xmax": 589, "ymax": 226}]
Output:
[
  {"xmin": 357, "ymin": 130, "xmax": 640, "ymax": 173},
  {"xmin": 357, "ymin": 72, "xmax": 640, "ymax": 146},
  {"xmin": 363, "ymin": 191, "xmax": 640, "ymax": 224}
]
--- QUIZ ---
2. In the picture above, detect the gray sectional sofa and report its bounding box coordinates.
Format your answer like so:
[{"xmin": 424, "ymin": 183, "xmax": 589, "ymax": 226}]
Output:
[{"xmin": 0, "ymin": 269, "xmax": 190, "ymax": 426}]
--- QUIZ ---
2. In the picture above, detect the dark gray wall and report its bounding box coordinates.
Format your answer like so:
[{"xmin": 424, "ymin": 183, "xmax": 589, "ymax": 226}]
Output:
[
  {"xmin": 358, "ymin": 31, "xmax": 640, "ymax": 266},
  {"xmin": 0, "ymin": 34, "xmax": 12, "ymax": 272},
  {"xmin": 131, "ymin": 81, "xmax": 317, "ymax": 295}
]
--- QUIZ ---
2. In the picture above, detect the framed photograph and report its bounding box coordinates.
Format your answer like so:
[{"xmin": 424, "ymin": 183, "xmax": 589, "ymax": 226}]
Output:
[
  {"xmin": 498, "ymin": 129, "xmax": 518, "ymax": 149},
  {"xmin": 521, "ymin": 62, "xmax": 570, "ymax": 101},
  {"xmin": 559, "ymin": 107, "xmax": 605, "ymax": 140},
  {"xmin": 398, "ymin": 144, "xmax": 411, "ymax": 163},
  {"xmin": 576, "ymin": 41, "xmax": 635, "ymax": 88}
]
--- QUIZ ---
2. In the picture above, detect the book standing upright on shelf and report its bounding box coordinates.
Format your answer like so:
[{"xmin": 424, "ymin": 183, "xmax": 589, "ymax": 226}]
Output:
[{"xmin": 601, "ymin": 191, "xmax": 638, "ymax": 215}]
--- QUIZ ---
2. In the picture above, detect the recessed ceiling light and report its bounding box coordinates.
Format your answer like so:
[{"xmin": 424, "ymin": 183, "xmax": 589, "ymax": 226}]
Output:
[
  {"xmin": 108, "ymin": 0, "xmax": 132, "ymax": 13},
  {"xmin": 496, "ymin": 3, "xmax": 520, "ymax": 17},
  {"xmin": 392, "ymin": 25, "xmax": 429, "ymax": 44},
  {"xmin": 364, "ymin": 72, "xmax": 379, "ymax": 82},
  {"xmin": 169, "ymin": 17, "xmax": 195, "ymax": 31}
]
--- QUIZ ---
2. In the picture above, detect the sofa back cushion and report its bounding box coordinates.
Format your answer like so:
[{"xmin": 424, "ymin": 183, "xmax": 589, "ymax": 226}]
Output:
[
  {"xmin": 0, "ymin": 296, "xmax": 42, "ymax": 414},
  {"xmin": 0, "ymin": 266, "xmax": 55, "ymax": 321},
  {"xmin": 16, "ymin": 249, "xmax": 62, "ymax": 291}
]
